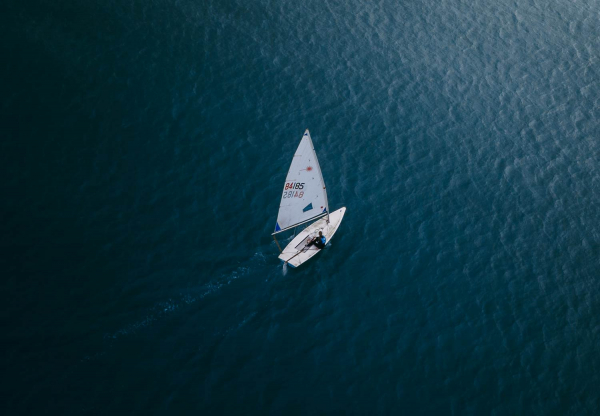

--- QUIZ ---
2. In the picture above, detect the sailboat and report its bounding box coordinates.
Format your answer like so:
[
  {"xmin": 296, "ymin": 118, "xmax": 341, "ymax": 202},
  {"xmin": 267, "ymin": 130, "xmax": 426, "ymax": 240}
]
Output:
[{"xmin": 272, "ymin": 129, "xmax": 346, "ymax": 268}]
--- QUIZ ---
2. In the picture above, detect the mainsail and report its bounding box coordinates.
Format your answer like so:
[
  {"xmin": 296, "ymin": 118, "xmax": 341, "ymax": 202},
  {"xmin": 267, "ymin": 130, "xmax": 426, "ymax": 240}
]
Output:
[{"xmin": 273, "ymin": 130, "xmax": 328, "ymax": 234}]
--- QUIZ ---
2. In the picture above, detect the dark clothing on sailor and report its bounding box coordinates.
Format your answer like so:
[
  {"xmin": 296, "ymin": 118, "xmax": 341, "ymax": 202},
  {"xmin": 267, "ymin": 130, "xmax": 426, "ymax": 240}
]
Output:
[{"xmin": 307, "ymin": 235, "xmax": 326, "ymax": 249}]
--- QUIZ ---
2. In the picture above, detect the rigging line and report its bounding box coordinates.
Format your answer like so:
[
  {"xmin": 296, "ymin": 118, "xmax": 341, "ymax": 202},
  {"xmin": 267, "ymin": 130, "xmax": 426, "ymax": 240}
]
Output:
[
  {"xmin": 284, "ymin": 238, "xmax": 322, "ymax": 265},
  {"xmin": 272, "ymin": 235, "xmax": 282, "ymax": 253}
]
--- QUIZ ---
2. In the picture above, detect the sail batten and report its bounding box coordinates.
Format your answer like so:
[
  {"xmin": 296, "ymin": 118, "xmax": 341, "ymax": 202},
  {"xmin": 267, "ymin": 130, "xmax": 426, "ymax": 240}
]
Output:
[{"xmin": 274, "ymin": 130, "xmax": 328, "ymax": 233}]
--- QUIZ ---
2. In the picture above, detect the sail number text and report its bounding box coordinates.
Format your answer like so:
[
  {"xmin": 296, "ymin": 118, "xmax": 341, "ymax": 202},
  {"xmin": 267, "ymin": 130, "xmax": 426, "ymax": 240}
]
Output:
[
  {"xmin": 284, "ymin": 182, "xmax": 304, "ymax": 190},
  {"xmin": 283, "ymin": 182, "xmax": 305, "ymax": 199}
]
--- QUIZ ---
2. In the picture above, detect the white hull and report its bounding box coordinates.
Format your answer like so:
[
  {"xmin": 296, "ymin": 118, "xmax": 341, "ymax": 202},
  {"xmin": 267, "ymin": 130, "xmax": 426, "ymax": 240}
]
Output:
[{"xmin": 278, "ymin": 207, "xmax": 346, "ymax": 268}]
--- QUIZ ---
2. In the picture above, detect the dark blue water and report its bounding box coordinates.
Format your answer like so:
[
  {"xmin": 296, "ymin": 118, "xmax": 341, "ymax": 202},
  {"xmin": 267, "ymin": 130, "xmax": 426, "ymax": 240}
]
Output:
[{"xmin": 3, "ymin": 0, "xmax": 600, "ymax": 413}]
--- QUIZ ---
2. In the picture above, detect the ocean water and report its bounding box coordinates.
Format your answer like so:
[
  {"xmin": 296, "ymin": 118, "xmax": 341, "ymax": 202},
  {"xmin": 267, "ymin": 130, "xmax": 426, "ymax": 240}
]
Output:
[{"xmin": 2, "ymin": 0, "xmax": 600, "ymax": 413}]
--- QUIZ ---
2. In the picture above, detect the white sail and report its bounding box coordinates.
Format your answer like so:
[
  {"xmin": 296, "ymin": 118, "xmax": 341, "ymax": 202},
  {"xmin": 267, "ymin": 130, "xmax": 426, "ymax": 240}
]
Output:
[{"xmin": 274, "ymin": 130, "xmax": 328, "ymax": 234}]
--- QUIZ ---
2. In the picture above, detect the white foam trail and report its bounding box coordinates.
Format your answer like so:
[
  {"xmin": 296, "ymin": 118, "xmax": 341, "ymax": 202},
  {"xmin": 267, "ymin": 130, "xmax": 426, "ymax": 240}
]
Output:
[{"xmin": 282, "ymin": 261, "xmax": 288, "ymax": 276}]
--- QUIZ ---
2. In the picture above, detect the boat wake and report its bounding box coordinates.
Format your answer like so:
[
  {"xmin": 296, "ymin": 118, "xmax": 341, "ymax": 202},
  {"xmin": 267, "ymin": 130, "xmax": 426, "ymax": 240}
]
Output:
[
  {"xmin": 219, "ymin": 311, "xmax": 258, "ymax": 338},
  {"xmin": 81, "ymin": 253, "xmax": 267, "ymax": 361}
]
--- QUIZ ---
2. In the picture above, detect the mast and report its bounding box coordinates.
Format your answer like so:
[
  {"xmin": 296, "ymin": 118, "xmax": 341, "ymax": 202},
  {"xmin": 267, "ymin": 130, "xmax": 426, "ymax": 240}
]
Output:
[{"xmin": 307, "ymin": 131, "xmax": 329, "ymax": 223}]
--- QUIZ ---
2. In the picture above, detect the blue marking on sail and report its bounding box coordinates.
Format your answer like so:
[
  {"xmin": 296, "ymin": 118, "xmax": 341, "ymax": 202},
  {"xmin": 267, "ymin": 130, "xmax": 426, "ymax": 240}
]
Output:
[
  {"xmin": 322, "ymin": 207, "xmax": 327, "ymax": 213},
  {"xmin": 303, "ymin": 203, "xmax": 313, "ymax": 212},
  {"xmin": 275, "ymin": 222, "xmax": 281, "ymax": 232}
]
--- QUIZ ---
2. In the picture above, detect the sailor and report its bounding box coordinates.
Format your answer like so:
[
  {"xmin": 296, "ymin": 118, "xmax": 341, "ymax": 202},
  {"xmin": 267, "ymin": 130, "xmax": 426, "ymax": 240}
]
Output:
[{"xmin": 307, "ymin": 231, "xmax": 326, "ymax": 249}]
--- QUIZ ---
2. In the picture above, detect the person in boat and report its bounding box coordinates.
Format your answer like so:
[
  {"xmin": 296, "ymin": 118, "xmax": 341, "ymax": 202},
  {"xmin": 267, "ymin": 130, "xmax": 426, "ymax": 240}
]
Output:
[{"xmin": 307, "ymin": 231, "xmax": 326, "ymax": 249}]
